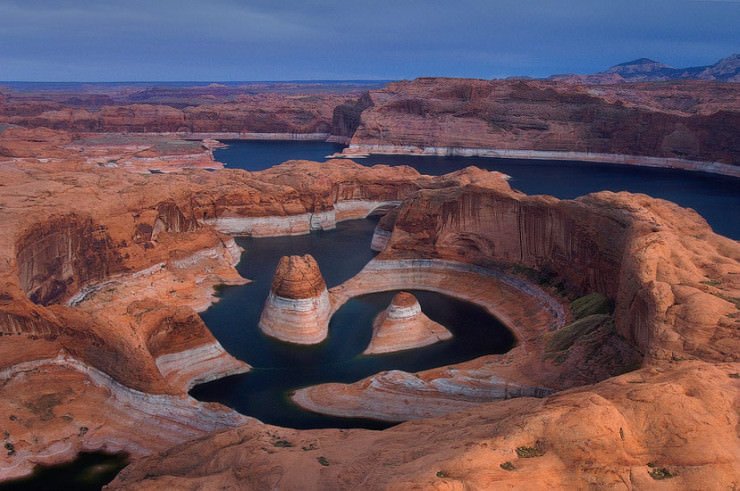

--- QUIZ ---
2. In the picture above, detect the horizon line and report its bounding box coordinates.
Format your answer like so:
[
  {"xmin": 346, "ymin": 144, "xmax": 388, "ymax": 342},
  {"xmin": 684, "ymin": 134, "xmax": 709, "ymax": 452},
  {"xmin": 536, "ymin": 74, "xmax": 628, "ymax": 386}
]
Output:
[{"xmin": 0, "ymin": 79, "xmax": 397, "ymax": 84}]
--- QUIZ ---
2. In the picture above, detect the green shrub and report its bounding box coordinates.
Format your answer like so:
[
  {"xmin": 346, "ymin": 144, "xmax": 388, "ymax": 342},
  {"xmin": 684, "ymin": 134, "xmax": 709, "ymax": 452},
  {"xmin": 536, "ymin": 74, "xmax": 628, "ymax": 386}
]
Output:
[
  {"xmin": 571, "ymin": 293, "xmax": 612, "ymax": 319},
  {"xmin": 648, "ymin": 467, "xmax": 674, "ymax": 480},
  {"xmin": 515, "ymin": 444, "xmax": 545, "ymax": 458},
  {"xmin": 546, "ymin": 314, "xmax": 612, "ymax": 353}
]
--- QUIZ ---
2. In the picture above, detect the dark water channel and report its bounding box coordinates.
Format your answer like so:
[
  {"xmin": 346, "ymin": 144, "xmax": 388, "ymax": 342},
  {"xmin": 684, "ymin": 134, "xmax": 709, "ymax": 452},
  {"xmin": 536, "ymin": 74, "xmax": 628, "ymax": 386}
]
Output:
[
  {"xmin": 214, "ymin": 140, "xmax": 740, "ymax": 239},
  {"xmin": 10, "ymin": 139, "xmax": 737, "ymax": 490},
  {"xmin": 190, "ymin": 218, "xmax": 515, "ymax": 429},
  {"xmin": 0, "ymin": 453, "xmax": 128, "ymax": 491}
]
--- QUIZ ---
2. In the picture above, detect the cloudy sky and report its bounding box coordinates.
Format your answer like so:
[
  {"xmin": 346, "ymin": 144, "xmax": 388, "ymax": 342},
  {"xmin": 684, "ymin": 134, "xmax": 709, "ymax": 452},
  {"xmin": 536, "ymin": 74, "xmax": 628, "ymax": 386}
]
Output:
[{"xmin": 1, "ymin": 0, "xmax": 738, "ymax": 81}]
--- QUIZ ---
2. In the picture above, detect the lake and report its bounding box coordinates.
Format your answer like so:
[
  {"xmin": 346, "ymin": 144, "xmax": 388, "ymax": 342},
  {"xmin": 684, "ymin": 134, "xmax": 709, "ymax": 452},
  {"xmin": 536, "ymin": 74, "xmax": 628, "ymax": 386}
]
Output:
[
  {"xmin": 214, "ymin": 140, "xmax": 740, "ymax": 239},
  {"xmin": 190, "ymin": 218, "xmax": 515, "ymax": 429}
]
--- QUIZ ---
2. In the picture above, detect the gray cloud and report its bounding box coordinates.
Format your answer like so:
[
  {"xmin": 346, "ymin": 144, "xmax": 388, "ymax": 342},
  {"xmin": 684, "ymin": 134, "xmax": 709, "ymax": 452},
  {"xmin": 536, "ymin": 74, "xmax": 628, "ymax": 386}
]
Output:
[{"xmin": 0, "ymin": 0, "xmax": 737, "ymax": 80}]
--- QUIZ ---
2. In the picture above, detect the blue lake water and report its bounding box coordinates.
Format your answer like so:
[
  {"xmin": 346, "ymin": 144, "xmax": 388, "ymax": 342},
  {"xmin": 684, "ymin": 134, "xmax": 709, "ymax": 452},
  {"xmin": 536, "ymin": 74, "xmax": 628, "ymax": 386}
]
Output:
[
  {"xmin": 215, "ymin": 140, "xmax": 345, "ymax": 171},
  {"xmin": 191, "ymin": 218, "xmax": 515, "ymax": 429},
  {"xmin": 8, "ymin": 139, "xmax": 736, "ymax": 489},
  {"xmin": 214, "ymin": 140, "xmax": 740, "ymax": 239}
]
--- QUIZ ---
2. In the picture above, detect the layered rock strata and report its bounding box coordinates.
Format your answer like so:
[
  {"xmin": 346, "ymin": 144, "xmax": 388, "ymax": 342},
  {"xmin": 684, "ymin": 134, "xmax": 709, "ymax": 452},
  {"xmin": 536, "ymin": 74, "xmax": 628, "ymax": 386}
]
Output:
[
  {"xmin": 370, "ymin": 207, "xmax": 399, "ymax": 252},
  {"xmin": 1, "ymin": 158, "xmax": 426, "ymax": 477},
  {"xmin": 258, "ymin": 255, "xmax": 331, "ymax": 344},
  {"xmin": 0, "ymin": 354, "xmax": 249, "ymax": 482},
  {"xmin": 0, "ymin": 92, "xmax": 355, "ymax": 134},
  {"xmin": 295, "ymin": 258, "xmax": 568, "ymax": 420},
  {"xmin": 342, "ymin": 78, "xmax": 740, "ymax": 167},
  {"xmin": 293, "ymin": 166, "xmax": 737, "ymax": 423},
  {"xmin": 364, "ymin": 292, "xmax": 452, "ymax": 354},
  {"xmin": 1, "ymin": 152, "xmax": 737, "ymax": 489},
  {"xmin": 200, "ymin": 160, "xmax": 420, "ymax": 236}
]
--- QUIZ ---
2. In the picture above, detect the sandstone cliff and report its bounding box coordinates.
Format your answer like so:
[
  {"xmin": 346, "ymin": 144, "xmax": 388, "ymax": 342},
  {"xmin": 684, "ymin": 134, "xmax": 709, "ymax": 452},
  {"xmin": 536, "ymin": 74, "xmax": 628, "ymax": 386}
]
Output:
[
  {"xmin": 0, "ymin": 92, "xmax": 353, "ymax": 134},
  {"xmin": 0, "ymin": 154, "xmax": 737, "ymax": 489},
  {"xmin": 380, "ymin": 167, "xmax": 739, "ymax": 363},
  {"xmin": 344, "ymin": 78, "xmax": 740, "ymax": 165}
]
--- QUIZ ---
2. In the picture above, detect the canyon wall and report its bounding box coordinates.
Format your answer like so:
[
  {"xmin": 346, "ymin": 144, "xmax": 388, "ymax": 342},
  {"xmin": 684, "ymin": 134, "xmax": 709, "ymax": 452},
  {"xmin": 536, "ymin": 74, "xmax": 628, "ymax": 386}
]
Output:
[
  {"xmin": 0, "ymin": 93, "xmax": 353, "ymax": 134},
  {"xmin": 379, "ymin": 167, "xmax": 738, "ymax": 361},
  {"xmin": 3, "ymin": 79, "xmax": 739, "ymax": 169},
  {"xmin": 345, "ymin": 79, "xmax": 740, "ymax": 165},
  {"xmin": 16, "ymin": 214, "xmax": 124, "ymax": 305}
]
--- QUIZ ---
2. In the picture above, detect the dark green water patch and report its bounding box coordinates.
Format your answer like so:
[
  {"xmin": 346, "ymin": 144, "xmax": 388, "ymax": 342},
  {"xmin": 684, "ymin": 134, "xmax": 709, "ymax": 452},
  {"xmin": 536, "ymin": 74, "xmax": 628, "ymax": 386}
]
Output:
[{"xmin": 0, "ymin": 452, "xmax": 129, "ymax": 491}]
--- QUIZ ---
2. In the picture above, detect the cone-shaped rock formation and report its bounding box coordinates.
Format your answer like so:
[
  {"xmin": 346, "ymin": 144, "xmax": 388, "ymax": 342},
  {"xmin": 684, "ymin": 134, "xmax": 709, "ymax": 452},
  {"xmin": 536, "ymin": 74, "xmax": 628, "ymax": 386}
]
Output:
[
  {"xmin": 258, "ymin": 254, "xmax": 331, "ymax": 344},
  {"xmin": 364, "ymin": 292, "xmax": 453, "ymax": 354}
]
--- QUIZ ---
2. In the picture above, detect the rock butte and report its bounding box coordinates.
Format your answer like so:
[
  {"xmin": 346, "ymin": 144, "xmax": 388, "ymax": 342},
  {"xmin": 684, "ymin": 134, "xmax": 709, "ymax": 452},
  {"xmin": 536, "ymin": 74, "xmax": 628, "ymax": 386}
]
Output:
[
  {"xmin": 110, "ymin": 164, "xmax": 738, "ymax": 489},
  {"xmin": 258, "ymin": 254, "xmax": 331, "ymax": 344},
  {"xmin": 363, "ymin": 291, "xmax": 452, "ymax": 354},
  {"xmin": 0, "ymin": 158, "xmax": 423, "ymax": 480},
  {"xmin": 0, "ymin": 79, "xmax": 737, "ymax": 489}
]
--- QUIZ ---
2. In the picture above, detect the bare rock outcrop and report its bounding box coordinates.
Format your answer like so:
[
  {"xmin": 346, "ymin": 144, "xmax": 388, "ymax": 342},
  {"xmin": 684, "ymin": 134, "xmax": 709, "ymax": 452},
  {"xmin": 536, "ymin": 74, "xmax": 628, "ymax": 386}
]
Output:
[
  {"xmin": 343, "ymin": 78, "xmax": 740, "ymax": 165},
  {"xmin": 258, "ymin": 255, "xmax": 331, "ymax": 344},
  {"xmin": 0, "ymin": 91, "xmax": 354, "ymax": 134},
  {"xmin": 0, "ymin": 150, "xmax": 736, "ymax": 489},
  {"xmin": 364, "ymin": 292, "xmax": 452, "ymax": 354},
  {"xmin": 370, "ymin": 207, "xmax": 399, "ymax": 252}
]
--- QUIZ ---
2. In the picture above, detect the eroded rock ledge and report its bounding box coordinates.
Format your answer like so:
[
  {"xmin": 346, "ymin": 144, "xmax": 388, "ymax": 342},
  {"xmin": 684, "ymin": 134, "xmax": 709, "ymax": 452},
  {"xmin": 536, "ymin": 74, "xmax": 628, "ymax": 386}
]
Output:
[
  {"xmin": 0, "ymin": 159, "xmax": 424, "ymax": 477},
  {"xmin": 0, "ymin": 157, "xmax": 737, "ymax": 489},
  {"xmin": 0, "ymin": 354, "xmax": 249, "ymax": 481}
]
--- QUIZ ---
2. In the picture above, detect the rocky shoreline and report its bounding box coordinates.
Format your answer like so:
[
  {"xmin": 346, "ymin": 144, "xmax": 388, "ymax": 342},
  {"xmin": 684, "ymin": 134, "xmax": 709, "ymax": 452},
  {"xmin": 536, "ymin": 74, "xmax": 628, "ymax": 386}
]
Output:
[
  {"xmin": 337, "ymin": 144, "xmax": 740, "ymax": 178},
  {"xmin": 0, "ymin": 156, "xmax": 737, "ymax": 489}
]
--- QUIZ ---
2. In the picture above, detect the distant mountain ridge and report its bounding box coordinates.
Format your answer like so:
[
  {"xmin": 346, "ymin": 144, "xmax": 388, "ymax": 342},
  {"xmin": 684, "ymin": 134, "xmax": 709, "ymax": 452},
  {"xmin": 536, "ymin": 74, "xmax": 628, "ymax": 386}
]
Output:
[{"xmin": 553, "ymin": 54, "xmax": 739, "ymax": 83}]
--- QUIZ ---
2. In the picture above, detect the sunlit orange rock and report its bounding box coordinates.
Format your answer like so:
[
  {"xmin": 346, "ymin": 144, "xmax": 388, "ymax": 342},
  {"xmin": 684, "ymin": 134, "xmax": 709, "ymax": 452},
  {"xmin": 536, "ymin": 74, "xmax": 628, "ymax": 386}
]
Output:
[
  {"xmin": 364, "ymin": 292, "xmax": 452, "ymax": 354},
  {"xmin": 259, "ymin": 255, "xmax": 331, "ymax": 344}
]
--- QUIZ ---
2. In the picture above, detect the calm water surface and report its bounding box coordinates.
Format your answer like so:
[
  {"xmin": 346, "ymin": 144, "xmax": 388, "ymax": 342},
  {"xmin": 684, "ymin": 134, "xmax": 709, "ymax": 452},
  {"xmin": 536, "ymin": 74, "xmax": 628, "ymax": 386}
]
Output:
[
  {"xmin": 13, "ymin": 140, "xmax": 736, "ymax": 489},
  {"xmin": 191, "ymin": 218, "xmax": 515, "ymax": 429},
  {"xmin": 215, "ymin": 139, "xmax": 345, "ymax": 171},
  {"xmin": 0, "ymin": 453, "xmax": 128, "ymax": 491},
  {"xmin": 215, "ymin": 140, "xmax": 740, "ymax": 239}
]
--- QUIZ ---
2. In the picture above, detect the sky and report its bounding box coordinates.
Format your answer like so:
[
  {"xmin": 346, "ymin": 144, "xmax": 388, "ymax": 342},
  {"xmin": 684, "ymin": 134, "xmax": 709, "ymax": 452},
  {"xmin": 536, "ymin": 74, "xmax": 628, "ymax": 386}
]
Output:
[{"xmin": 0, "ymin": 0, "xmax": 738, "ymax": 81}]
